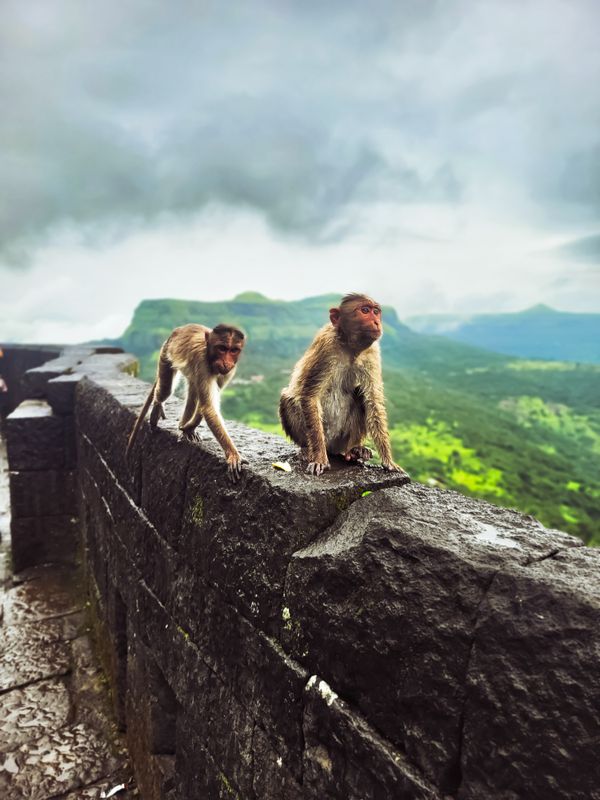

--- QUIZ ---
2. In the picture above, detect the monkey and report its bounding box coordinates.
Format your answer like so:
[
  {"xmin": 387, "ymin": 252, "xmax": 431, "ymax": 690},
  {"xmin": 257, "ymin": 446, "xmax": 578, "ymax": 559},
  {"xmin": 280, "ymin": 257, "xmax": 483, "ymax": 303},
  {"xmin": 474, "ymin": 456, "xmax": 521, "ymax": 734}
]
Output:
[
  {"xmin": 126, "ymin": 323, "xmax": 246, "ymax": 481},
  {"xmin": 279, "ymin": 293, "xmax": 409, "ymax": 478}
]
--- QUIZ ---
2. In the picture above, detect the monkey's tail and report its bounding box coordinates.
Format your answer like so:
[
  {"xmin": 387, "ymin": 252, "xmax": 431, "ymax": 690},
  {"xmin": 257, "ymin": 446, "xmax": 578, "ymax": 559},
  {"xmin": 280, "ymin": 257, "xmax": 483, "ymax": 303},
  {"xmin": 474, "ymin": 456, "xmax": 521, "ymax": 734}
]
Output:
[{"xmin": 126, "ymin": 382, "xmax": 156, "ymax": 456}]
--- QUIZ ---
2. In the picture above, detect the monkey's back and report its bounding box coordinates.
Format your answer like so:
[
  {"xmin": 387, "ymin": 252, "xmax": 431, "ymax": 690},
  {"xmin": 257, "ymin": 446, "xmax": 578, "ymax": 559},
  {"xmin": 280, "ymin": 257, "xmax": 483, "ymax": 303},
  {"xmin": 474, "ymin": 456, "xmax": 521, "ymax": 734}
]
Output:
[{"xmin": 165, "ymin": 324, "xmax": 211, "ymax": 376}]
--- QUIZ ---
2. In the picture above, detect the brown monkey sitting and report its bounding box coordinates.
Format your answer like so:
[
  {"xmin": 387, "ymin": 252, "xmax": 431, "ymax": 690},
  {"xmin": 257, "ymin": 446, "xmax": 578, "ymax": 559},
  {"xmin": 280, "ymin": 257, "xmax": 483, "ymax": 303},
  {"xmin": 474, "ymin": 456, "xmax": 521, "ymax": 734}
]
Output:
[
  {"xmin": 127, "ymin": 323, "xmax": 246, "ymax": 481},
  {"xmin": 279, "ymin": 293, "xmax": 409, "ymax": 477}
]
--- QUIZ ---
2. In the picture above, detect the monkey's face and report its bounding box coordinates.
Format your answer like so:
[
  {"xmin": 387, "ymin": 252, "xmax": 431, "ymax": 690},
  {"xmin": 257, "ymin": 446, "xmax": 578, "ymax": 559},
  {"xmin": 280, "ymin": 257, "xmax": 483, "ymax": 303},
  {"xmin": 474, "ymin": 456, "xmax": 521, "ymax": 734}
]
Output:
[
  {"xmin": 349, "ymin": 301, "xmax": 382, "ymax": 344},
  {"xmin": 208, "ymin": 340, "xmax": 244, "ymax": 375}
]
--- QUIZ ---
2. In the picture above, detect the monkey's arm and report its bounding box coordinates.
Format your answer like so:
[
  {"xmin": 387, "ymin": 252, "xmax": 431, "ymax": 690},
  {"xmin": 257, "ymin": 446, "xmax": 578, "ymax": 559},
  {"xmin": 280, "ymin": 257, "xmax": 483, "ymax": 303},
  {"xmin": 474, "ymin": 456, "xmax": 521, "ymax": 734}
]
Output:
[
  {"xmin": 361, "ymin": 358, "xmax": 404, "ymax": 473},
  {"xmin": 201, "ymin": 402, "xmax": 243, "ymax": 482}
]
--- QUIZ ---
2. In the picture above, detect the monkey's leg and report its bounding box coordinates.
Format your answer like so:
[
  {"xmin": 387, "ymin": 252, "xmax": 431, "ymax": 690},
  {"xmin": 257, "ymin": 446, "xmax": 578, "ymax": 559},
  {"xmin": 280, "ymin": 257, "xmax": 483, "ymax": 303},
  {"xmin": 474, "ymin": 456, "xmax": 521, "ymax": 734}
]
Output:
[
  {"xmin": 180, "ymin": 403, "xmax": 204, "ymax": 442},
  {"xmin": 150, "ymin": 353, "xmax": 175, "ymax": 428},
  {"xmin": 280, "ymin": 393, "xmax": 314, "ymax": 461},
  {"xmin": 279, "ymin": 393, "xmax": 307, "ymax": 447},
  {"xmin": 179, "ymin": 389, "xmax": 199, "ymax": 432}
]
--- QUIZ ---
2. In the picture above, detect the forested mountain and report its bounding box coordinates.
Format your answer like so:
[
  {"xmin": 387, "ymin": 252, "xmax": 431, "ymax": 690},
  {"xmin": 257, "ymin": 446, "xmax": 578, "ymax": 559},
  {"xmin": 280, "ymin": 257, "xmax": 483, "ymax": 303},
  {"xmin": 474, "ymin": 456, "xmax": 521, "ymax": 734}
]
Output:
[
  {"xmin": 406, "ymin": 305, "xmax": 600, "ymax": 363},
  {"xmin": 117, "ymin": 293, "xmax": 600, "ymax": 545}
]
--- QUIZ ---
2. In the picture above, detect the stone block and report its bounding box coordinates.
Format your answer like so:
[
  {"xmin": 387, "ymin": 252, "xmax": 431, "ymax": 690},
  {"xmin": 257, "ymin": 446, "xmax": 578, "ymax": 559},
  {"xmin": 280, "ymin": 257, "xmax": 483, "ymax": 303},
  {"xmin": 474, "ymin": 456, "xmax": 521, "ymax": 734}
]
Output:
[
  {"xmin": 47, "ymin": 373, "xmax": 84, "ymax": 415},
  {"xmin": 303, "ymin": 675, "xmax": 442, "ymax": 800},
  {"xmin": 283, "ymin": 483, "xmax": 582, "ymax": 791},
  {"xmin": 11, "ymin": 514, "xmax": 79, "ymax": 572},
  {"xmin": 252, "ymin": 726, "xmax": 304, "ymax": 800},
  {"xmin": 6, "ymin": 401, "xmax": 67, "ymax": 471},
  {"xmin": 460, "ymin": 545, "xmax": 600, "ymax": 800},
  {"xmin": 9, "ymin": 469, "xmax": 77, "ymax": 518}
]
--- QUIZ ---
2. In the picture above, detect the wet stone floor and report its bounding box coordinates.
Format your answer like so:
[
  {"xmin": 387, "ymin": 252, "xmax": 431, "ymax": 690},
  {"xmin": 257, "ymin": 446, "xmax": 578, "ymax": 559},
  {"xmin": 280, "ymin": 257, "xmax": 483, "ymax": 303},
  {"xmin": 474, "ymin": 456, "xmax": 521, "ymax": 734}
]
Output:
[{"xmin": 0, "ymin": 437, "xmax": 137, "ymax": 800}]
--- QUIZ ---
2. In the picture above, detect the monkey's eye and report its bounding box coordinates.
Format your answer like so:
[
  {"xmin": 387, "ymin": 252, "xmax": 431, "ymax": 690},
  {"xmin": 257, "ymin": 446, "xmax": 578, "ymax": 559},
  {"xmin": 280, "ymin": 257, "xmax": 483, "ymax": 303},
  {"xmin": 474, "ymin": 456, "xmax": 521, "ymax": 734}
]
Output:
[
  {"xmin": 230, "ymin": 348, "xmax": 241, "ymax": 355},
  {"xmin": 217, "ymin": 345, "xmax": 228, "ymax": 353},
  {"xmin": 360, "ymin": 306, "xmax": 371, "ymax": 314},
  {"xmin": 373, "ymin": 307, "xmax": 381, "ymax": 316}
]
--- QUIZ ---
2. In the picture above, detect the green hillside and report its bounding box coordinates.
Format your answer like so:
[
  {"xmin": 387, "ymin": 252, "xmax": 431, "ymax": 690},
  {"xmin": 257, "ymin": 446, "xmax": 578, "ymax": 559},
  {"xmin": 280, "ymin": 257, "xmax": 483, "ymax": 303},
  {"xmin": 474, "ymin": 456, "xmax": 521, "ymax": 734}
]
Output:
[
  {"xmin": 406, "ymin": 305, "xmax": 600, "ymax": 363},
  {"xmin": 118, "ymin": 294, "xmax": 600, "ymax": 545}
]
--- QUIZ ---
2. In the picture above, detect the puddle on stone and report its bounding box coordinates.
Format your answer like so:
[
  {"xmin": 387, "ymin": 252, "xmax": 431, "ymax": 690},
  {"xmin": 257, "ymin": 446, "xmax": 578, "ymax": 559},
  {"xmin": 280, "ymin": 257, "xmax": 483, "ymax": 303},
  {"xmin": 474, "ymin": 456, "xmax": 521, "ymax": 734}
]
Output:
[{"xmin": 474, "ymin": 522, "xmax": 523, "ymax": 551}]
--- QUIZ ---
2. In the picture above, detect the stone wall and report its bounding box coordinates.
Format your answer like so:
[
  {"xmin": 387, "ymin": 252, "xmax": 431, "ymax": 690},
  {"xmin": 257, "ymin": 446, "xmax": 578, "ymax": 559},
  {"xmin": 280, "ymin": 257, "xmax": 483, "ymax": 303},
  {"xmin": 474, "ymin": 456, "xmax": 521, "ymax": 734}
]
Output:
[{"xmin": 5, "ymin": 348, "xmax": 600, "ymax": 800}]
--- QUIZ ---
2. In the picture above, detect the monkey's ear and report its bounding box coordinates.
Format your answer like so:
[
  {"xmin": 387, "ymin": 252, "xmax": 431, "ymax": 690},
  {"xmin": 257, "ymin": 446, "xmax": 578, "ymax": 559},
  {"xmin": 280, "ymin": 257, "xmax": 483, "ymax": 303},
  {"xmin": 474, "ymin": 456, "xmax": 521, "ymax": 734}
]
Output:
[{"xmin": 329, "ymin": 307, "xmax": 341, "ymax": 326}]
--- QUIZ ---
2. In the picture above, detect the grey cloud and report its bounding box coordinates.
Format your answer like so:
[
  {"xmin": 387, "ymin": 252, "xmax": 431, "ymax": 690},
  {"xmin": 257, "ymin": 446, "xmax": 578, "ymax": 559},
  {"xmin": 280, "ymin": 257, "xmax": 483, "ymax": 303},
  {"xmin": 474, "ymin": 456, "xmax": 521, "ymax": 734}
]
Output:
[
  {"xmin": 554, "ymin": 233, "xmax": 600, "ymax": 265},
  {"xmin": 0, "ymin": 0, "xmax": 598, "ymax": 265}
]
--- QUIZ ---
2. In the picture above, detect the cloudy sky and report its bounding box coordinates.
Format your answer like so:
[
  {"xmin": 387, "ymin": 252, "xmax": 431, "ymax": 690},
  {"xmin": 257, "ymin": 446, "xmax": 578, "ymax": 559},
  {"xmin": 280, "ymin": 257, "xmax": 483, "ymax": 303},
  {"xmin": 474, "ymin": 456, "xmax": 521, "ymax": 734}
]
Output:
[{"xmin": 1, "ymin": 0, "xmax": 599, "ymax": 343}]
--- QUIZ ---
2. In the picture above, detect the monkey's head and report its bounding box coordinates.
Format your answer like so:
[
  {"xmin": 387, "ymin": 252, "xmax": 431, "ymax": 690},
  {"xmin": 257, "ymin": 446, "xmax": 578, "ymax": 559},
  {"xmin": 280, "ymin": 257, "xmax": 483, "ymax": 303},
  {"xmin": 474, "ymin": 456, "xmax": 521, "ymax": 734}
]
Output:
[
  {"xmin": 330, "ymin": 293, "xmax": 382, "ymax": 350},
  {"xmin": 206, "ymin": 324, "xmax": 246, "ymax": 375}
]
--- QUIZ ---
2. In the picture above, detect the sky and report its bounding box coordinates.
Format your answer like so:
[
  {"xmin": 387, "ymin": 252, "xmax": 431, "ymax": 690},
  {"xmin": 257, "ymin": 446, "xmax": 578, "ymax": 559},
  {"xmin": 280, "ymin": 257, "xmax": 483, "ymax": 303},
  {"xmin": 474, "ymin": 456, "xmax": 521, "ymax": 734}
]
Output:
[{"xmin": 1, "ymin": 0, "xmax": 599, "ymax": 343}]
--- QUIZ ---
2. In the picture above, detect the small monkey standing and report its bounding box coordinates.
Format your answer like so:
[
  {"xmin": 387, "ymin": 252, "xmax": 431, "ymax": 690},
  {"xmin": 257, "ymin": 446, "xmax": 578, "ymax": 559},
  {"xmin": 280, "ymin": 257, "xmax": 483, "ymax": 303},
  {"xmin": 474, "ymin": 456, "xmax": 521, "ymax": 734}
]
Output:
[
  {"xmin": 279, "ymin": 293, "xmax": 409, "ymax": 478},
  {"xmin": 127, "ymin": 323, "xmax": 246, "ymax": 481}
]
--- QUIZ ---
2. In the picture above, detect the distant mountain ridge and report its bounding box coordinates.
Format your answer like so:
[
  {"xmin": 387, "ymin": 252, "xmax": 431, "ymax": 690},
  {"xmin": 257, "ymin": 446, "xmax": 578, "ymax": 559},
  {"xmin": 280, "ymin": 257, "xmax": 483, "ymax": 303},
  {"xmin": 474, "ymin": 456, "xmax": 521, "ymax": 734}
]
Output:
[
  {"xmin": 120, "ymin": 291, "xmax": 506, "ymax": 378},
  {"xmin": 406, "ymin": 305, "xmax": 600, "ymax": 363}
]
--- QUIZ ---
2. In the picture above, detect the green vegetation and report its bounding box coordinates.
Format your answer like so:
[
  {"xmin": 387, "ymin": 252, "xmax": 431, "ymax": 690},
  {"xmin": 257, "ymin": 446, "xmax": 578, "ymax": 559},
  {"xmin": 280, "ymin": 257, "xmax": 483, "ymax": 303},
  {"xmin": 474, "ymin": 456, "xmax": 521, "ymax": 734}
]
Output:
[{"xmin": 118, "ymin": 294, "xmax": 600, "ymax": 545}]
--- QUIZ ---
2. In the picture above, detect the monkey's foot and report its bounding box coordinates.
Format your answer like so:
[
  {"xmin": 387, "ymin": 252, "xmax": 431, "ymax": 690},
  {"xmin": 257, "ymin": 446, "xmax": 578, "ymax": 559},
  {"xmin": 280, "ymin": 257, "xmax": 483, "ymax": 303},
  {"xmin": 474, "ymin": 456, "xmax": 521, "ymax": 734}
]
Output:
[
  {"xmin": 179, "ymin": 427, "xmax": 200, "ymax": 443},
  {"xmin": 149, "ymin": 403, "xmax": 166, "ymax": 428},
  {"xmin": 382, "ymin": 460, "xmax": 410, "ymax": 479},
  {"xmin": 306, "ymin": 461, "xmax": 330, "ymax": 476},
  {"xmin": 343, "ymin": 446, "xmax": 373, "ymax": 462}
]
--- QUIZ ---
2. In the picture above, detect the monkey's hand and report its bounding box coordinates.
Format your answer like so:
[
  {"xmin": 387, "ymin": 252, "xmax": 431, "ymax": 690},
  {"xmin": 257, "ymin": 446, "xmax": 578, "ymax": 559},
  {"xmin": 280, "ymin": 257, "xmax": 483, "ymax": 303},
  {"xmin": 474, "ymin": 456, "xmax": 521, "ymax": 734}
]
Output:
[
  {"xmin": 306, "ymin": 460, "xmax": 330, "ymax": 476},
  {"xmin": 382, "ymin": 460, "xmax": 410, "ymax": 478},
  {"xmin": 226, "ymin": 453, "xmax": 243, "ymax": 483}
]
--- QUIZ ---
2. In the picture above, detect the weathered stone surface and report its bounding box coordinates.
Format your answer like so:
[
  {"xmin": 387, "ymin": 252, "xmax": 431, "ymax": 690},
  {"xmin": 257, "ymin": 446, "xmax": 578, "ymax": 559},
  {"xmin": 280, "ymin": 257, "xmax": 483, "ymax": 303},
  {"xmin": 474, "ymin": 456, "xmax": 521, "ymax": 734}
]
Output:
[
  {"xmin": 175, "ymin": 721, "xmax": 242, "ymax": 800},
  {"xmin": 460, "ymin": 544, "xmax": 600, "ymax": 800},
  {"xmin": 283, "ymin": 483, "xmax": 584, "ymax": 792},
  {"xmin": 19, "ymin": 348, "xmax": 93, "ymax": 399},
  {"xmin": 9, "ymin": 469, "xmax": 77, "ymax": 519},
  {"xmin": 0, "ymin": 678, "xmax": 71, "ymax": 752},
  {"xmin": 0, "ymin": 618, "xmax": 72, "ymax": 691},
  {"xmin": 5, "ymin": 401, "xmax": 67, "ymax": 471},
  {"xmin": 178, "ymin": 422, "xmax": 408, "ymax": 635},
  {"xmin": 47, "ymin": 373, "xmax": 84, "ymax": 415},
  {"xmin": 252, "ymin": 725, "xmax": 304, "ymax": 800},
  {"xmin": 303, "ymin": 675, "xmax": 442, "ymax": 800},
  {"xmin": 11, "ymin": 514, "xmax": 79, "ymax": 572},
  {"xmin": 126, "ymin": 637, "xmax": 178, "ymax": 800},
  {"xmin": 76, "ymin": 378, "xmax": 149, "ymax": 505},
  {"xmin": 0, "ymin": 722, "xmax": 123, "ymax": 799},
  {"xmin": 1, "ymin": 568, "xmax": 80, "ymax": 625}
]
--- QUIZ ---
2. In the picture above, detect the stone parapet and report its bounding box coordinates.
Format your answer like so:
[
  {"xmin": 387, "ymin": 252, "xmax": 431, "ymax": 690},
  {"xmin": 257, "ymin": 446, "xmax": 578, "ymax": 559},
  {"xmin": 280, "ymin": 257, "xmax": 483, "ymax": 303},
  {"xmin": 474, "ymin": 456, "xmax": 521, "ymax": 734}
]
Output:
[{"xmin": 4, "ymin": 346, "xmax": 600, "ymax": 800}]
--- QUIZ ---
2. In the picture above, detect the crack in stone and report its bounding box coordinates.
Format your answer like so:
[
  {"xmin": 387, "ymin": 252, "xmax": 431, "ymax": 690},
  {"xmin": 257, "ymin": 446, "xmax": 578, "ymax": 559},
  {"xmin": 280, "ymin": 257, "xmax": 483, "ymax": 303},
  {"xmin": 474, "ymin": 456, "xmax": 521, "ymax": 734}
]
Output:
[
  {"xmin": 523, "ymin": 547, "xmax": 563, "ymax": 567},
  {"xmin": 450, "ymin": 569, "xmax": 499, "ymax": 799}
]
